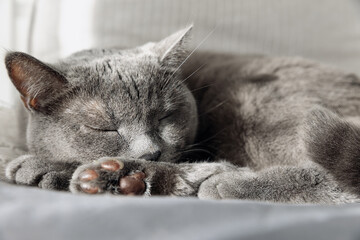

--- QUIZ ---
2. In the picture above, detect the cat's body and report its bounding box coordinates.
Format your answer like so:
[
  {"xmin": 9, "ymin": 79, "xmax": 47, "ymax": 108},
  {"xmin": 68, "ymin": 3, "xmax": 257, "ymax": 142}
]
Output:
[
  {"xmin": 182, "ymin": 52, "xmax": 360, "ymax": 203},
  {"xmin": 3, "ymin": 27, "xmax": 360, "ymax": 203},
  {"xmin": 184, "ymin": 52, "xmax": 360, "ymax": 168}
]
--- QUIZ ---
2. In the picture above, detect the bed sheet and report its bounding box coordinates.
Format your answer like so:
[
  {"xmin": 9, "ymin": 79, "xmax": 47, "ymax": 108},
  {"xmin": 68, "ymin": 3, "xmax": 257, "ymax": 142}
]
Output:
[{"xmin": 1, "ymin": 181, "xmax": 360, "ymax": 240}]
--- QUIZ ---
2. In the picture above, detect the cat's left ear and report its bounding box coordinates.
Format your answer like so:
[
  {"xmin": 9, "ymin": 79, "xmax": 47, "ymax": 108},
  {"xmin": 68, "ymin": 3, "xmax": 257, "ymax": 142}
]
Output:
[
  {"xmin": 154, "ymin": 25, "xmax": 192, "ymax": 68},
  {"xmin": 5, "ymin": 52, "xmax": 69, "ymax": 113}
]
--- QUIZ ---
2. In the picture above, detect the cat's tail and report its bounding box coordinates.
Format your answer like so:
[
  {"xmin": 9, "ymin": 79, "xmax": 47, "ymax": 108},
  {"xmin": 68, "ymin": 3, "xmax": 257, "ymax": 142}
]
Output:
[{"xmin": 304, "ymin": 107, "xmax": 360, "ymax": 194}]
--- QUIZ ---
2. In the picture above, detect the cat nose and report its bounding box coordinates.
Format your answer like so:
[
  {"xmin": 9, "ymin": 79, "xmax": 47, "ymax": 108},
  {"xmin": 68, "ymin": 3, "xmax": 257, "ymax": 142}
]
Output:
[{"xmin": 140, "ymin": 151, "xmax": 162, "ymax": 161}]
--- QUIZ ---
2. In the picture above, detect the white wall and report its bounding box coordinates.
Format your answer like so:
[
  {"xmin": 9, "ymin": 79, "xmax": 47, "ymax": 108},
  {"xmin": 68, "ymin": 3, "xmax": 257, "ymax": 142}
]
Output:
[
  {"xmin": 0, "ymin": 0, "xmax": 35, "ymax": 106},
  {"xmin": 2, "ymin": 0, "xmax": 360, "ymax": 107},
  {"xmin": 0, "ymin": 0, "xmax": 14, "ymax": 106}
]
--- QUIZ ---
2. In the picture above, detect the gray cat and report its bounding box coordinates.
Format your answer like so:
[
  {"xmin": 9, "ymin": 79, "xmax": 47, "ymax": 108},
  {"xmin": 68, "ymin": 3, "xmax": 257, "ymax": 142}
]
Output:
[{"xmin": 3, "ymin": 26, "xmax": 360, "ymax": 203}]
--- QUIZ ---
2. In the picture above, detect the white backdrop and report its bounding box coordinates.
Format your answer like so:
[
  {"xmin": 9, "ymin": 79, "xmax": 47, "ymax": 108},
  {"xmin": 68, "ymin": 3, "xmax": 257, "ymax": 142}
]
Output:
[
  {"xmin": 0, "ymin": 0, "xmax": 35, "ymax": 106},
  {"xmin": 1, "ymin": 0, "xmax": 360, "ymax": 106}
]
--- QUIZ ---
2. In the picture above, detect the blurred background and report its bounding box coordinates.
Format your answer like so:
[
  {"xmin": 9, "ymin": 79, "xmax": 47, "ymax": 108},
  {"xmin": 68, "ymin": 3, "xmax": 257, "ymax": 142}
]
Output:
[{"xmin": 1, "ymin": 0, "xmax": 360, "ymax": 107}]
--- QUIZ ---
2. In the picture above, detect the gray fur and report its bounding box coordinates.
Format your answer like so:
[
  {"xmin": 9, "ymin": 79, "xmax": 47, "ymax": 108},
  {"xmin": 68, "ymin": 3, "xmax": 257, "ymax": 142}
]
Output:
[{"xmin": 3, "ymin": 26, "xmax": 360, "ymax": 203}]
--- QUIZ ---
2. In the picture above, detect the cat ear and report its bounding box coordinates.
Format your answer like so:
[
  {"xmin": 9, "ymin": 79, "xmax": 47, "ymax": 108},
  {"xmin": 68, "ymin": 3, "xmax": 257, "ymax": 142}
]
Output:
[
  {"xmin": 5, "ymin": 52, "xmax": 68, "ymax": 112},
  {"xmin": 154, "ymin": 25, "xmax": 192, "ymax": 68}
]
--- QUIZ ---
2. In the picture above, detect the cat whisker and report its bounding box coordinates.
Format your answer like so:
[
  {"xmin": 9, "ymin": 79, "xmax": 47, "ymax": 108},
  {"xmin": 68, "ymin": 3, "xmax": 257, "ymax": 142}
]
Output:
[
  {"xmin": 194, "ymin": 127, "xmax": 230, "ymax": 145},
  {"xmin": 179, "ymin": 148, "xmax": 216, "ymax": 158},
  {"xmin": 168, "ymin": 97, "xmax": 187, "ymax": 104},
  {"xmin": 180, "ymin": 63, "xmax": 206, "ymax": 85},
  {"xmin": 190, "ymin": 82, "xmax": 217, "ymax": 93},
  {"xmin": 184, "ymin": 144, "xmax": 226, "ymax": 158},
  {"xmin": 199, "ymin": 100, "xmax": 228, "ymax": 116},
  {"xmin": 183, "ymin": 143, "xmax": 202, "ymax": 149},
  {"xmin": 182, "ymin": 144, "xmax": 214, "ymax": 152}
]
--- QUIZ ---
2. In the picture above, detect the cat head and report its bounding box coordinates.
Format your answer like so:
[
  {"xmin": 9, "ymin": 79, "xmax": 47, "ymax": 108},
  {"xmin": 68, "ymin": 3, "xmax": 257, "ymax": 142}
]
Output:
[{"xmin": 5, "ymin": 26, "xmax": 198, "ymax": 163}]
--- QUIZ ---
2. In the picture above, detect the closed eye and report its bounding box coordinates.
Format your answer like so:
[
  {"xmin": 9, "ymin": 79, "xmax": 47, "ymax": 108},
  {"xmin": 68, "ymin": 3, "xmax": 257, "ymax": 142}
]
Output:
[
  {"xmin": 84, "ymin": 125, "xmax": 117, "ymax": 132},
  {"xmin": 159, "ymin": 113, "xmax": 174, "ymax": 122}
]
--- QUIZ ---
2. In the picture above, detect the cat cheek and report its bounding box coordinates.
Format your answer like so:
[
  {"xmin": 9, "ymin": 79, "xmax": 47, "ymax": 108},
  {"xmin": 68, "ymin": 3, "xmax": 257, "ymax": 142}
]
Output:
[{"xmin": 160, "ymin": 124, "xmax": 183, "ymax": 145}]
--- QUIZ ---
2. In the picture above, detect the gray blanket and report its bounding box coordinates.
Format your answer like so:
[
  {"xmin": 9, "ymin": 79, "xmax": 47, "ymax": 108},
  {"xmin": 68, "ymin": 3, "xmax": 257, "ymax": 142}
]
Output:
[{"xmin": 1, "ymin": 181, "xmax": 360, "ymax": 240}]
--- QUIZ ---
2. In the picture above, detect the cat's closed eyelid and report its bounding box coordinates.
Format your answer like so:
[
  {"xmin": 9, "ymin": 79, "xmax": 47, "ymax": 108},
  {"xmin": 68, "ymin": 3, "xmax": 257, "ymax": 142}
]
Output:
[
  {"xmin": 158, "ymin": 112, "xmax": 175, "ymax": 122},
  {"xmin": 82, "ymin": 124, "xmax": 117, "ymax": 132}
]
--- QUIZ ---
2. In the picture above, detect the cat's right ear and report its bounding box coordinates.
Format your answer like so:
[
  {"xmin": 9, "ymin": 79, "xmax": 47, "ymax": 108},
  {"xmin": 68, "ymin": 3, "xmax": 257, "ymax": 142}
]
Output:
[
  {"xmin": 153, "ymin": 25, "xmax": 193, "ymax": 69},
  {"xmin": 5, "ymin": 52, "xmax": 68, "ymax": 113}
]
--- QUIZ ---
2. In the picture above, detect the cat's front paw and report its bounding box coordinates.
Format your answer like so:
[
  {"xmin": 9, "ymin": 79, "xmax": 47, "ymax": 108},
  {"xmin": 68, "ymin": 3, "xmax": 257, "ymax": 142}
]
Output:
[
  {"xmin": 197, "ymin": 169, "xmax": 255, "ymax": 200},
  {"xmin": 70, "ymin": 158, "xmax": 151, "ymax": 196},
  {"xmin": 5, "ymin": 155, "xmax": 30, "ymax": 182},
  {"xmin": 5, "ymin": 155, "xmax": 77, "ymax": 190},
  {"xmin": 197, "ymin": 173, "xmax": 228, "ymax": 200}
]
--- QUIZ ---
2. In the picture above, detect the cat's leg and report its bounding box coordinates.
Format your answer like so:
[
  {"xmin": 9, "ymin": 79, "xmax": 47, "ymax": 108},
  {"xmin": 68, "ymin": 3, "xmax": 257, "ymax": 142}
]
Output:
[
  {"xmin": 5, "ymin": 155, "xmax": 80, "ymax": 190},
  {"xmin": 70, "ymin": 158, "xmax": 237, "ymax": 196},
  {"xmin": 303, "ymin": 107, "xmax": 360, "ymax": 195},
  {"xmin": 198, "ymin": 164, "xmax": 358, "ymax": 204}
]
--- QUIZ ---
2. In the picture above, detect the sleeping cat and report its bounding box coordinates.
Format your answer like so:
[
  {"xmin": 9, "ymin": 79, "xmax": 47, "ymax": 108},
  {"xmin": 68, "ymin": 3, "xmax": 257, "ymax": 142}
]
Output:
[{"xmin": 3, "ymin": 26, "xmax": 360, "ymax": 203}]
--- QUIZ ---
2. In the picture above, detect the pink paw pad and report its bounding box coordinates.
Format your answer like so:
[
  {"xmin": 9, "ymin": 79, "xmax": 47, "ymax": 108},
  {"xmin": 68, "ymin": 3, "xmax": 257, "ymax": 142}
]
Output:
[
  {"xmin": 78, "ymin": 159, "xmax": 146, "ymax": 195},
  {"xmin": 119, "ymin": 172, "xmax": 146, "ymax": 195}
]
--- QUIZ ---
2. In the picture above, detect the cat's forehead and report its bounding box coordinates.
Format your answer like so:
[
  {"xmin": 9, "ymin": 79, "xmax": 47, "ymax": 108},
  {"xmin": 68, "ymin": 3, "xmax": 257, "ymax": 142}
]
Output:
[
  {"xmin": 64, "ymin": 50, "xmax": 159, "ymax": 90},
  {"xmin": 67, "ymin": 52, "xmax": 160, "ymax": 85},
  {"xmin": 61, "ymin": 47, "xmax": 181, "ymax": 122},
  {"xmin": 64, "ymin": 68, "xmax": 160, "ymax": 123},
  {"xmin": 66, "ymin": 46, "xmax": 158, "ymax": 70},
  {"xmin": 64, "ymin": 91, "xmax": 159, "ymax": 126}
]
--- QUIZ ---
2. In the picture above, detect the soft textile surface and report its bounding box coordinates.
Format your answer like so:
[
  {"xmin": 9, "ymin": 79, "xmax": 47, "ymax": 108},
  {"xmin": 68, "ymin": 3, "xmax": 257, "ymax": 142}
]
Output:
[{"xmin": 1, "ymin": 181, "xmax": 360, "ymax": 240}]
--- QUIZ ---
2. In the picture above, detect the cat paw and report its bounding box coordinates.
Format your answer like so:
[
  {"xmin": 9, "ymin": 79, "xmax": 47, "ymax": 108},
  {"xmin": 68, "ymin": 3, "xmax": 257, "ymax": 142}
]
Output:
[
  {"xmin": 5, "ymin": 155, "xmax": 76, "ymax": 190},
  {"xmin": 197, "ymin": 170, "xmax": 255, "ymax": 200},
  {"xmin": 5, "ymin": 155, "xmax": 30, "ymax": 182},
  {"xmin": 197, "ymin": 173, "xmax": 226, "ymax": 200},
  {"xmin": 70, "ymin": 158, "xmax": 150, "ymax": 196}
]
